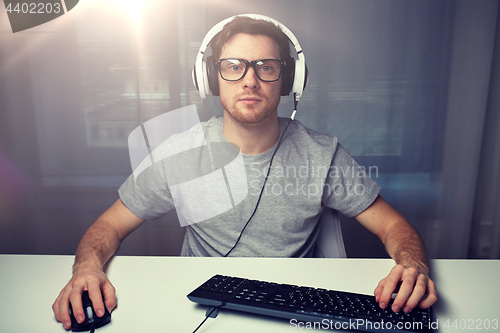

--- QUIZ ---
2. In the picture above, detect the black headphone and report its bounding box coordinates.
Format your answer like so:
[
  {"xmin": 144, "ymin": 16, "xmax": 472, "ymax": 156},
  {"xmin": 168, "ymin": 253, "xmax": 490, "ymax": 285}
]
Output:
[{"xmin": 192, "ymin": 14, "xmax": 308, "ymax": 102}]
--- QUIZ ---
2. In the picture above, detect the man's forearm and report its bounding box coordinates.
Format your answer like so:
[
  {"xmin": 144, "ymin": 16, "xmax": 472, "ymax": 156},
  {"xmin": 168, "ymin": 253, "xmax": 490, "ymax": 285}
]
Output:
[
  {"xmin": 354, "ymin": 192, "xmax": 436, "ymax": 311},
  {"xmin": 383, "ymin": 219, "xmax": 429, "ymax": 275},
  {"xmin": 73, "ymin": 218, "xmax": 122, "ymax": 273}
]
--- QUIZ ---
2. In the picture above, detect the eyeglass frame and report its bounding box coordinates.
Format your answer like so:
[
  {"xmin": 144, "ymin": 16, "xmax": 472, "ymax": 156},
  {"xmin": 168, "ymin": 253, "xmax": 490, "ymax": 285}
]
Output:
[{"xmin": 216, "ymin": 58, "xmax": 286, "ymax": 82}]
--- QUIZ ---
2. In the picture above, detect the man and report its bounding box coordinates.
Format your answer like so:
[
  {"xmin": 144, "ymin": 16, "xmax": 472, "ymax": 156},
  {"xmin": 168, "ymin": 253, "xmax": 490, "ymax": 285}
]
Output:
[{"xmin": 53, "ymin": 15, "xmax": 437, "ymax": 330}]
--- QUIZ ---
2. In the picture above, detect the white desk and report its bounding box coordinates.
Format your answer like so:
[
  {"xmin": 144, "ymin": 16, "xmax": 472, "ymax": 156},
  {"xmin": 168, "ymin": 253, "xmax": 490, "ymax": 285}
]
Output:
[{"xmin": 0, "ymin": 255, "xmax": 499, "ymax": 332}]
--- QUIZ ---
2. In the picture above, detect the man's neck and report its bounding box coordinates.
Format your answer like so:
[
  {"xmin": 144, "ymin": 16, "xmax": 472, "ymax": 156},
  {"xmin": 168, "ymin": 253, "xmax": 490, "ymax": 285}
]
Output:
[{"xmin": 222, "ymin": 112, "xmax": 281, "ymax": 155}]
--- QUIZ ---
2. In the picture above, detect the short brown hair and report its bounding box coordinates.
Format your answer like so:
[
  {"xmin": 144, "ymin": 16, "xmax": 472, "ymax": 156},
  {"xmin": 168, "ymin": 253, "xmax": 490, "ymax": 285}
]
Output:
[{"xmin": 210, "ymin": 16, "xmax": 292, "ymax": 62}]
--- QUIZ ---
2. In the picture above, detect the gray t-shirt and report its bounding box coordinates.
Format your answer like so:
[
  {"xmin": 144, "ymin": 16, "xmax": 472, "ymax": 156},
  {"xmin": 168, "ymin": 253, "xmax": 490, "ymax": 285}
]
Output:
[{"xmin": 118, "ymin": 116, "xmax": 380, "ymax": 257}]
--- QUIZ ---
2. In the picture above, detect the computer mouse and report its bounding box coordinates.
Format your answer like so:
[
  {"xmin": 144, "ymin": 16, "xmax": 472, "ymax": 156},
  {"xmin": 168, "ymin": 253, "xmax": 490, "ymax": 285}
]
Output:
[{"xmin": 69, "ymin": 290, "xmax": 111, "ymax": 332}]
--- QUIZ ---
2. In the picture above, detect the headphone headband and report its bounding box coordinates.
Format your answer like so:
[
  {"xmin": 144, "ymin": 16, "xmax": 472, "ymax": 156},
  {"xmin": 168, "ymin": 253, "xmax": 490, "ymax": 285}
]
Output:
[{"xmin": 192, "ymin": 14, "xmax": 307, "ymax": 101}]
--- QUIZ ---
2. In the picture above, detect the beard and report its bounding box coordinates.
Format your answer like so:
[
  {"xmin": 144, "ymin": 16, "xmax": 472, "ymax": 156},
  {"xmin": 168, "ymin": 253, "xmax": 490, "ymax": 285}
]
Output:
[{"xmin": 220, "ymin": 91, "xmax": 281, "ymax": 125}]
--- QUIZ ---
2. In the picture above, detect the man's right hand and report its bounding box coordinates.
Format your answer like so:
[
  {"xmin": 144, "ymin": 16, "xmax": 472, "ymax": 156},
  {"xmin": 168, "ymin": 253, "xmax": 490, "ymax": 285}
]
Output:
[
  {"xmin": 52, "ymin": 199, "xmax": 145, "ymax": 329},
  {"xmin": 52, "ymin": 265, "xmax": 117, "ymax": 330}
]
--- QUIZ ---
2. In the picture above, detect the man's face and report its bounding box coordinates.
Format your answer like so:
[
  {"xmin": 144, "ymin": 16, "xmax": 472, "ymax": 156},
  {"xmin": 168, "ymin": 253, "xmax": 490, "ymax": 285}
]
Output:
[{"xmin": 218, "ymin": 33, "xmax": 283, "ymax": 125}]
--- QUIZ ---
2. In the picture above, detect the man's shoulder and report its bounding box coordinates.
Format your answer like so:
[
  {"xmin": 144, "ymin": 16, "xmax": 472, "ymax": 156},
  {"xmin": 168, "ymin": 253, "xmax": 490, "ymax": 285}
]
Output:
[
  {"xmin": 147, "ymin": 116, "xmax": 221, "ymax": 163},
  {"xmin": 164, "ymin": 115, "xmax": 220, "ymax": 140},
  {"xmin": 171, "ymin": 115, "xmax": 220, "ymax": 137},
  {"xmin": 200, "ymin": 115, "xmax": 221, "ymax": 131},
  {"xmin": 280, "ymin": 117, "xmax": 339, "ymax": 149}
]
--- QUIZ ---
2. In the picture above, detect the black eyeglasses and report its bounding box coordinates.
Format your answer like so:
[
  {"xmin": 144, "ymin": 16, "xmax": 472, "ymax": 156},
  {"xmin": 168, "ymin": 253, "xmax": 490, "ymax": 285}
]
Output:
[{"xmin": 216, "ymin": 58, "xmax": 285, "ymax": 82}]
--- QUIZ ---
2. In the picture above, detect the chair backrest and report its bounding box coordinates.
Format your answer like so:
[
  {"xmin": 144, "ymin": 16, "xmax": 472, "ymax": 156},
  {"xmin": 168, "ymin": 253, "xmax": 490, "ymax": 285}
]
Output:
[{"xmin": 313, "ymin": 207, "xmax": 347, "ymax": 258}]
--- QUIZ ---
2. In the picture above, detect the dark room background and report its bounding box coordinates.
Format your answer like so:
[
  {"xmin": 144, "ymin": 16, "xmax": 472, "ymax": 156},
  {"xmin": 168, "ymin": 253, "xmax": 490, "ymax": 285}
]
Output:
[{"xmin": 1, "ymin": 0, "xmax": 499, "ymax": 259}]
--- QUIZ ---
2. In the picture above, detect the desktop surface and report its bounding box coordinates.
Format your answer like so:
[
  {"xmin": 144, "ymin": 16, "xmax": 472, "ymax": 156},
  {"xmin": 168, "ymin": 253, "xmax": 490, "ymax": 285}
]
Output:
[{"xmin": 0, "ymin": 255, "xmax": 499, "ymax": 332}]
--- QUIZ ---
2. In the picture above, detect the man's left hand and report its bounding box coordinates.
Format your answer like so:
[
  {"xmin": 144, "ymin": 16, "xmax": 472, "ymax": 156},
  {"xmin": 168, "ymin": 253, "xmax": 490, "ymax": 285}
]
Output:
[{"xmin": 374, "ymin": 264, "xmax": 437, "ymax": 313}]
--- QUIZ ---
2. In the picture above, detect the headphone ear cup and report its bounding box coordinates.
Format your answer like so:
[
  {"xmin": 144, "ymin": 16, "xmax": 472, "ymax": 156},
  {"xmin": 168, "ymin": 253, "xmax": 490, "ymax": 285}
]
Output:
[
  {"xmin": 303, "ymin": 63, "xmax": 309, "ymax": 91},
  {"xmin": 281, "ymin": 58, "xmax": 295, "ymax": 96},
  {"xmin": 207, "ymin": 56, "xmax": 220, "ymax": 96},
  {"xmin": 192, "ymin": 64, "xmax": 200, "ymax": 91}
]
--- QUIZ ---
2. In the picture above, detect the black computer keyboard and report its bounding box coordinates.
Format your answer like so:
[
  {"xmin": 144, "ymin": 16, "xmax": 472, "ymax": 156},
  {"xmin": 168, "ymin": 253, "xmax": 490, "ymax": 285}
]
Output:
[{"xmin": 187, "ymin": 274, "xmax": 434, "ymax": 333}]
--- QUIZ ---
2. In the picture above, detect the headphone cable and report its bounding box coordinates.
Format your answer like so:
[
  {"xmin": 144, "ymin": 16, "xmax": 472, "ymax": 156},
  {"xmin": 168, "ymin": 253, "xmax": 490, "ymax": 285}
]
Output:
[{"xmin": 224, "ymin": 105, "xmax": 296, "ymax": 257}]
